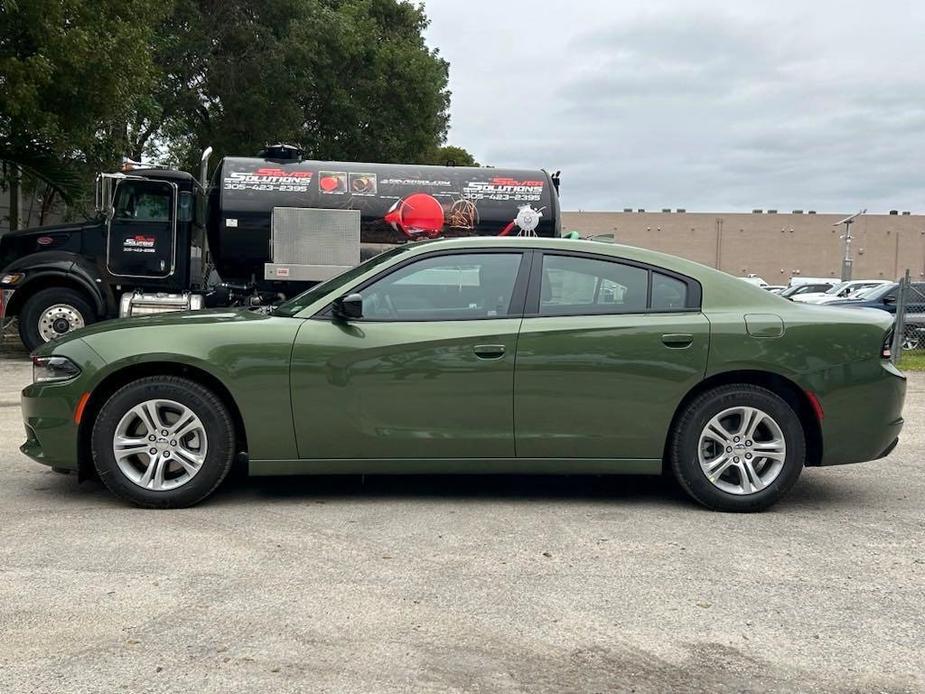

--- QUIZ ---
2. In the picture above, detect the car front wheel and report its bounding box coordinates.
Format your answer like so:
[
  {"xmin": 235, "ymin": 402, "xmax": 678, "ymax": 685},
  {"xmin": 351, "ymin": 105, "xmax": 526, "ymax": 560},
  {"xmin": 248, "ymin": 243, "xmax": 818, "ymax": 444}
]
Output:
[
  {"xmin": 91, "ymin": 376, "xmax": 236, "ymax": 508},
  {"xmin": 669, "ymin": 384, "xmax": 805, "ymax": 512}
]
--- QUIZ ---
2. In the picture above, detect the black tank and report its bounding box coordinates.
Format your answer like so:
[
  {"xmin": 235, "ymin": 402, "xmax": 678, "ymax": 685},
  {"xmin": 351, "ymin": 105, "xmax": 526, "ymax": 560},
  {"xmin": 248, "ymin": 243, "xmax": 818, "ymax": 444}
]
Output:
[{"xmin": 207, "ymin": 156, "xmax": 560, "ymax": 282}]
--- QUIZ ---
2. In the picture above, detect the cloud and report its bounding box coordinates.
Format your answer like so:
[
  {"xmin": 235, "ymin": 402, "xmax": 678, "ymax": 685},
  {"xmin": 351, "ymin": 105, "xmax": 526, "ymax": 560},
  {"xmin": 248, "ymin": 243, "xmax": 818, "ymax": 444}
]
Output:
[{"xmin": 423, "ymin": 0, "xmax": 925, "ymax": 212}]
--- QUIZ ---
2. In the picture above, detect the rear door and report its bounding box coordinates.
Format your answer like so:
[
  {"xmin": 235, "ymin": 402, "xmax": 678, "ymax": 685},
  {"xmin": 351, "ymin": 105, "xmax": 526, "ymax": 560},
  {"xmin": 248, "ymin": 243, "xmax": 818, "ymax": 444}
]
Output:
[
  {"xmin": 290, "ymin": 250, "xmax": 531, "ymax": 460},
  {"xmin": 514, "ymin": 250, "xmax": 709, "ymax": 460},
  {"xmin": 107, "ymin": 179, "xmax": 177, "ymax": 278}
]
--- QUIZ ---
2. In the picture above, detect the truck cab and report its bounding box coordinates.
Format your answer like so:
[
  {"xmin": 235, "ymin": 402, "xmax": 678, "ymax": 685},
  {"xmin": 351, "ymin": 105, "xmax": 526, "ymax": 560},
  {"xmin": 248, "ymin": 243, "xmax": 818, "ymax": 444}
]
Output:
[{"xmin": 1, "ymin": 169, "xmax": 205, "ymax": 350}]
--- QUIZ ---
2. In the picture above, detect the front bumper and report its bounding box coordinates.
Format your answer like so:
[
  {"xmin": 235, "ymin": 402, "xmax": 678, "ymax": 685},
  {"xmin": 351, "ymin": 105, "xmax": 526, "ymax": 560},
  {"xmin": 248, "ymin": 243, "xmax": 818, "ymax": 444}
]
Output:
[{"xmin": 20, "ymin": 339, "xmax": 103, "ymax": 471}]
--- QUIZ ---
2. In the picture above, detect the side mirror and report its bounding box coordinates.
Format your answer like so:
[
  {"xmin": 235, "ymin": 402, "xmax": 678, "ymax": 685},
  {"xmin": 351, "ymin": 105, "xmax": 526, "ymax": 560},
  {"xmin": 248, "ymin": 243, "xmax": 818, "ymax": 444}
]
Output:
[
  {"xmin": 883, "ymin": 295, "xmax": 896, "ymax": 305},
  {"xmin": 332, "ymin": 293, "xmax": 363, "ymax": 320}
]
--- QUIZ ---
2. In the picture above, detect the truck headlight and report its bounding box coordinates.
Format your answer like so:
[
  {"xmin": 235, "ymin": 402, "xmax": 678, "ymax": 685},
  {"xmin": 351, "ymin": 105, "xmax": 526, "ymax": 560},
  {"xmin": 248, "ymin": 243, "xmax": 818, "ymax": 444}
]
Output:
[
  {"xmin": 32, "ymin": 356, "xmax": 81, "ymax": 383},
  {"xmin": 1, "ymin": 272, "xmax": 25, "ymax": 286}
]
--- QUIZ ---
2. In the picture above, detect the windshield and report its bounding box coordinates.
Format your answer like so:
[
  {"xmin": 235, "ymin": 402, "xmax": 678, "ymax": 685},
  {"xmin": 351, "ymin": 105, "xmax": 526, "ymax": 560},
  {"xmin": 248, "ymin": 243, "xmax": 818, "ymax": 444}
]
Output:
[
  {"xmin": 853, "ymin": 282, "xmax": 896, "ymax": 301},
  {"xmin": 824, "ymin": 282, "xmax": 850, "ymax": 295},
  {"xmin": 850, "ymin": 285, "xmax": 881, "ymax": 299},
  {"xmin": 272, "ymin": 244, "xmax": 416, "ymax": 317},
  {"xmin": 780, "ymin": 285, "xmax": 818, "ymax": 297}
]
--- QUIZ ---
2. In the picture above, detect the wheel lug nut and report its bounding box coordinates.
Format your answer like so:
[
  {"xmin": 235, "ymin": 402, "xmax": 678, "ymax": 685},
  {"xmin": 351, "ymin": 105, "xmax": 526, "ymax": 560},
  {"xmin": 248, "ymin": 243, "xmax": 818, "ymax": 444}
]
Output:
[
  {"xmin": 148, "ymin": 435, "xmax": 156, "ymax": 442},
  {"xmin": 746, "ymin": 440, "xmax": 752, "ymax": 447},
  {"xmin": 734, "ymin": 436, "xmax": 740, "ymax": 442},
  {"xmin": 170, "ymin": 440, "xmax": 177, "ymax": 447},
  {"xmin": 726, "ymin": 446, "xmax": 732, "ymax": 452},
  {"xmin": 149, "ymin": 448, "xmax": 157, "ymax": 455},
  {"xmin": 161, "ymin": 430, "xmax": 169, "ymax": 436},
  {"xmin": 164, "ymin": 451, "xmax": 171, "ymax": 458},
  {"xmin": 733, "ymin": 456, "xmax": 740, "ymax": 463},
  {"xmin": 745, "ymin": 453, "xmax": 752, "ymax": 459}
]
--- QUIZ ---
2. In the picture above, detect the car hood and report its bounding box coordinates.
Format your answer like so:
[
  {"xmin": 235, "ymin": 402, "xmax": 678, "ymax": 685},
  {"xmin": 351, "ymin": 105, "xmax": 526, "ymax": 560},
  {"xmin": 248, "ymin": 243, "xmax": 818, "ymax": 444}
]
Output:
[{"xmin": 36, "ymin": 308, "xmax": 277, "ymax": 356}]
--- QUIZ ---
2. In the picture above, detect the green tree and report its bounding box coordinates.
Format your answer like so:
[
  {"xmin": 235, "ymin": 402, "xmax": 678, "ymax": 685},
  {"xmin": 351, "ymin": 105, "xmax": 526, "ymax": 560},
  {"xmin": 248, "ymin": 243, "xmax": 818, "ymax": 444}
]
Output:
[
  {"xmin": 149, "ymin": 0, "xmax": 452, "ymax": 172},
  {"xmin": 0, "ymin": 0, "xmax": 168, "ymax": 209},
  {"xmin": 422, "ymin": 145, "xmax": 479, "ymax": 167}
]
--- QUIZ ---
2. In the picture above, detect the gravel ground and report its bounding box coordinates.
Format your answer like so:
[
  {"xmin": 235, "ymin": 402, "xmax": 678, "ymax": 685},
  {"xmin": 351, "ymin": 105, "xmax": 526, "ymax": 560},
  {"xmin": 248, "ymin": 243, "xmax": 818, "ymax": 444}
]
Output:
[{"xmin": 0, "ymin": 344, "xmax": 923, "ymax": 693}]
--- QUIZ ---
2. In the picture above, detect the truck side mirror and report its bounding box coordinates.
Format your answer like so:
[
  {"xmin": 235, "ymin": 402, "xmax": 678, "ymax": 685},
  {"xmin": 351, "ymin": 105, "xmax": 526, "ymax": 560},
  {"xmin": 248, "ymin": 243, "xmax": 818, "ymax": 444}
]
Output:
[{"xmin": 332, "ymin": 293, "xmax": 363, "ymax": 321}]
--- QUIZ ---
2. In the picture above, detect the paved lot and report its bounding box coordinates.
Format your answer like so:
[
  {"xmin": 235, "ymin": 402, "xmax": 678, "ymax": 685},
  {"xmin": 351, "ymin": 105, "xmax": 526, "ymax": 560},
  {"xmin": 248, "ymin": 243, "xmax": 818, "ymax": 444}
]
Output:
[{"xmin": 0, "ymin": 343, "xmax": 923, "ymax": 693}]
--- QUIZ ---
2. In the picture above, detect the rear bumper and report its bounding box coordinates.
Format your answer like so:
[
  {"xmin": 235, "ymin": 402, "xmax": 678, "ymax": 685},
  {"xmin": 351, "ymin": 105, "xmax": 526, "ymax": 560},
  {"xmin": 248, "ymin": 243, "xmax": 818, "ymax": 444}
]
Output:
[{"xmin": 815, "ymin": 360, "xmax": 906, "ymax": 466}]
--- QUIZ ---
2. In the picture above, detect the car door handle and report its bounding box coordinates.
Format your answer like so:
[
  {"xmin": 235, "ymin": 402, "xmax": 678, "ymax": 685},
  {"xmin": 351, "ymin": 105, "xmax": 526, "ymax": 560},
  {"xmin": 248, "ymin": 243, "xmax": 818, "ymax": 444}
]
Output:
[
  {"xmin": 661, "ymin": 333, "xmax": 693, "ymax": 348},
  {"xmin": 473, "ymin": 344, "xmax": 506, "ymax": 359}
]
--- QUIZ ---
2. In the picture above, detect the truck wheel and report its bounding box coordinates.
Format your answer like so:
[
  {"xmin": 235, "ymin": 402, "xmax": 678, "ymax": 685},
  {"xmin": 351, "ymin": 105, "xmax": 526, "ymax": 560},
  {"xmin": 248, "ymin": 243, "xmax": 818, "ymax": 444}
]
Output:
[
  {"xmin": 19, "ymin": 287, "xmax": 95, "ymax": 351},
  {"xmin": 91, "ymin": 376, "xmax": 236, "ymax": 508}
]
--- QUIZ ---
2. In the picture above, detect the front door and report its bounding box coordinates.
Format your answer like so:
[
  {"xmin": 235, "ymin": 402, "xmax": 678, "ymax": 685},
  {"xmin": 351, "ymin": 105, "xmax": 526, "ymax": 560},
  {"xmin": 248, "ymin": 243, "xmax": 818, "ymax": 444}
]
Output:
[
  {"xmin": 107, "ymin": 179, "xmax": 177, "ymax": 278},
  {"xmin": 514, "ymin": 251, "xmax": 710, "ymax": 460},
  {"xmin": 290, "ymin": 250, "xmax": 530, "ymax": 460}
]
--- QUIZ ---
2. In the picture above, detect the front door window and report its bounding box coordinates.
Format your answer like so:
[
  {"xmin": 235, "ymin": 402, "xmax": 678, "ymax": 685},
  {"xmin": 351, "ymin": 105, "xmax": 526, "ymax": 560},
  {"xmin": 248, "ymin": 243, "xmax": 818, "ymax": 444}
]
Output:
[{"xmin": 360, "ymin": 252, "xmax": 523, "ymax": 321}]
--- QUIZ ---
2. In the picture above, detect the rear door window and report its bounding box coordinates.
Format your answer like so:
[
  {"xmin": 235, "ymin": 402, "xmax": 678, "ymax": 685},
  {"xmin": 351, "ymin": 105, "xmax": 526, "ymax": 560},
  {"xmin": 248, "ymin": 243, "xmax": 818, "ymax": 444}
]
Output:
[
  {"xmin": 651, "ymin": 273, "xmax": 688, "ymax": 310},
  {"xmin": 539, "ymin": 255, "xmax": 648, "ymax": 315}
]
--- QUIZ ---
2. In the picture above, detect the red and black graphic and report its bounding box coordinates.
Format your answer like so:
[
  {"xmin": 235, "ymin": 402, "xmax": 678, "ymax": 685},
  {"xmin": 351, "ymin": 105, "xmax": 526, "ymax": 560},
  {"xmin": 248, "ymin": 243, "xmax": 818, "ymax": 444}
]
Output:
[
  {"xmin": 319, "ymin": 171, "xmax": 348, "ymax": 194},
  {"xmin": 122, "ymin": 234, "xmax": 157, "ymax": 253},
  {"xmin": 384, "ymin": 193, "xmax": 446, "ymax": 239},
  {"xmin": 349, "ymin": 173, "xmax": 378, "ymax": 196},
  {"xmin": 463, "ymin": 177, "xmax": 545, "ymax": 203},
  {"xmin": 223, "ymin": 167, "xmax": 313, "ymax": 193}
]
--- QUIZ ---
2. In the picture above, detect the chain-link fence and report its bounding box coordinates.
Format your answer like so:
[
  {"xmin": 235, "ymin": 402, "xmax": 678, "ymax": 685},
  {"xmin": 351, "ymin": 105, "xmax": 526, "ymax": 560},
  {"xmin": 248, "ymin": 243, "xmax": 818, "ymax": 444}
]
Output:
[{"xmin": 890, "ymin": 270, "xmax": 925, "ymax": 362}]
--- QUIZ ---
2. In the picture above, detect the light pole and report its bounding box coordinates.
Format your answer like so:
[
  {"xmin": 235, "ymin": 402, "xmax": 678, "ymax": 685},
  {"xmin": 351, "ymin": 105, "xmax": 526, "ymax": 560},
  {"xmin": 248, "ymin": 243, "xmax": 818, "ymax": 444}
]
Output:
[{"xmin": 834, "ymin": 209, "xmax": 866, "ymax": 281}]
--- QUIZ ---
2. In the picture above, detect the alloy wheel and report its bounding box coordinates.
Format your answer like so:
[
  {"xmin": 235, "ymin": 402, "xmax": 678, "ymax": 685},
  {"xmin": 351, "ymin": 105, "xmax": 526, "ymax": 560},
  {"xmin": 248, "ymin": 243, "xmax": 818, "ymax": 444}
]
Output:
[
  {"xmin": 697, "ymin": 406, "xmax": 787, "ymax": 495},
  {"xmin": 112, "ymin": 399, "xmax": 208, "ymax": 491}
]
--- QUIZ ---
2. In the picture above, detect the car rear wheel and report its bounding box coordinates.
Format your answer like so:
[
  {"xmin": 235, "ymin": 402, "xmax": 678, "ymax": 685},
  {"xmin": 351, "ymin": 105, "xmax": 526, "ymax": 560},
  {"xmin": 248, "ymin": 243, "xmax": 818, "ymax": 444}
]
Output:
[
  {"xmin": 91, "ymin": 376, "xmax": 235, "ymax": 508},
  {"xmin": 669, "ymin": 384, "xmax": 805, "ymax": 512},
  {"xmin": 19, "ymin": 287, "xmax": 95, "ymax": 352}
]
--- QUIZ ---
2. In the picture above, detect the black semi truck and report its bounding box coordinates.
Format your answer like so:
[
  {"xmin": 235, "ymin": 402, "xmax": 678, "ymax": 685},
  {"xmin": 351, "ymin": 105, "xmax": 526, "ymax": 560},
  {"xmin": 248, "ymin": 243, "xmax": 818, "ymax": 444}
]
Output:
[{"xmin": 0, "ymin": 145, "xmax": 561, "ymax": 350}]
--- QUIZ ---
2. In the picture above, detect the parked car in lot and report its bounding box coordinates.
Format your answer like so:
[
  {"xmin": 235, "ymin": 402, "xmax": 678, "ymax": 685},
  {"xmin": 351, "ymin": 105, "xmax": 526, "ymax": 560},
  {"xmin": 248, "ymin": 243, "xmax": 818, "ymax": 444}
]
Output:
[
  {"xmin": 21, "ymin": 237, "xmax": 905, "ymax": 512},
  {"xmin": 826, "ymin": 281, "xmax": 925, "ymax": 315},
  {"xmin": 791, "ymin": 279, "xmax": 891, "ymax": 304},
  {"xmin": 778, "ymin": 282, "xmax": 837, "ymax": 300},
  {"xmin": 739, "ymin": 275, "xmax": 768, "ymax": 288}
]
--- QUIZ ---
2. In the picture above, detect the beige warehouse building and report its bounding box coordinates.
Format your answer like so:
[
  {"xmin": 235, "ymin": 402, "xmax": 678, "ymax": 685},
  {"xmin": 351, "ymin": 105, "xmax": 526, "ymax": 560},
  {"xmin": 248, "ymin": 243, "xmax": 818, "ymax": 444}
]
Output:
[{"xmin": 563, "ymin": 210, "xmax": 925, "ymax": 283}]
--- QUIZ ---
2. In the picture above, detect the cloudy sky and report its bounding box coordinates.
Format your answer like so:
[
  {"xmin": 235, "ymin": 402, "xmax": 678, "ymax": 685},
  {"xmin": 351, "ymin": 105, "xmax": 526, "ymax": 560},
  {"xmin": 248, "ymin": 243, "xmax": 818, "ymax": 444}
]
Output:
[{"xmin": 422, "ymin": 0, "xmax": 925, "ymax": 213}]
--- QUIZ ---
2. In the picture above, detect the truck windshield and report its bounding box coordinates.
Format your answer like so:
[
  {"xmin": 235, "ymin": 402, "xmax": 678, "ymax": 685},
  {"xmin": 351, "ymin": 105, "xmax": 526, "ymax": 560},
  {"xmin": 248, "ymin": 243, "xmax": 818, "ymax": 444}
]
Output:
[{"xmin": 272, "ymin": 244, "xmax": 416, "ymax": 317}]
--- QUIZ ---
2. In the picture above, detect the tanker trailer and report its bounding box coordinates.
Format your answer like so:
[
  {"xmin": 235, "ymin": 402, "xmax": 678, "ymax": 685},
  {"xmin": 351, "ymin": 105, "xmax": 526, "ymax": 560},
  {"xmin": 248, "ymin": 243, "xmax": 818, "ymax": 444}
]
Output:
[{"xmin": 206, "ymin": 145, "xmax": 561, "ymax": 287}]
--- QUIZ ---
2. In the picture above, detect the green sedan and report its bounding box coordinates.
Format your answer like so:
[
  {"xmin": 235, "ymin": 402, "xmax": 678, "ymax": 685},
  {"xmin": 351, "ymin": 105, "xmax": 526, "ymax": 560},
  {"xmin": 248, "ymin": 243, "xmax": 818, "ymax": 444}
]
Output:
[{"xmin": 20, "ymin": 237, "xmax": 905, "ymax": 511}]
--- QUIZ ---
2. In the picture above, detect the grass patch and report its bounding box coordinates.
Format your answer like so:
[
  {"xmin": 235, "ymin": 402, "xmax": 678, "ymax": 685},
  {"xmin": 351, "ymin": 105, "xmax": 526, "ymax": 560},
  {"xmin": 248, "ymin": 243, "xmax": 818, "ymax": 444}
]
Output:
[{"xmin": 898, "ymin": 352, "xmax": 925, "ymax": 371}]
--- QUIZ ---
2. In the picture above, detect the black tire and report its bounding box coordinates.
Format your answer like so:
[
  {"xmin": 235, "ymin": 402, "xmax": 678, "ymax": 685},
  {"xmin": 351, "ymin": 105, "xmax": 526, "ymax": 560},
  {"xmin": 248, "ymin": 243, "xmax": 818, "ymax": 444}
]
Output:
[
  {"xmin": 91, "ymin": 376, "xmax": 236, "ymax": 508},
  {"xmin": 19, "ymin": 287, "xmax": 96, "ymax": 352},
  {"xmin": 669, "ymin": 384, "xmax": 805, "ymax": 512}
]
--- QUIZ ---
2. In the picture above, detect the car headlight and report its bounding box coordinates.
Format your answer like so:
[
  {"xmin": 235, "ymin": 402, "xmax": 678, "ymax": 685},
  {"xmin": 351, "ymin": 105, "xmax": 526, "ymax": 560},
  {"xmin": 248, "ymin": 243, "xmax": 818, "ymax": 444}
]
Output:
[
  {"xmin": 32, "ymin": 356, "xmax": 81, "ymax": 383},
  {"xmin": 1, "ymin": 272, "xmax": 25, "ymax": 286}
]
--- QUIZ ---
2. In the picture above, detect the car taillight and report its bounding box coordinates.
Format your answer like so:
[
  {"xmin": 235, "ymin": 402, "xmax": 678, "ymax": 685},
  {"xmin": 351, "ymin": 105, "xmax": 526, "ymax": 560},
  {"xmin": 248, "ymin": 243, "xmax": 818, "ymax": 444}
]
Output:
[{"xmin": 882, "ymin": 329, "xmax": 893, "ymax": 360}]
